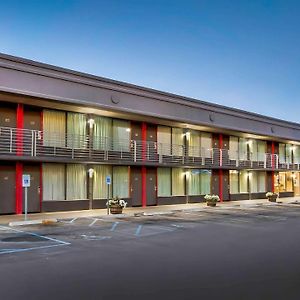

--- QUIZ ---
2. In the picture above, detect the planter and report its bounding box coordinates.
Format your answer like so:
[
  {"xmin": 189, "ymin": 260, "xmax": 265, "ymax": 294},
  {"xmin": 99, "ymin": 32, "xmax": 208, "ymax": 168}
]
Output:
[
  {"xmin": 110, "ymin": 205, "xmax": 123, "ymax": 214},
  {"xmin": 207, "ymin": 201, "xmax": 217, "ymax": 207},
  {"xmin": 268, "ymin": 196, "xmax": 277, "ymax": 202}
]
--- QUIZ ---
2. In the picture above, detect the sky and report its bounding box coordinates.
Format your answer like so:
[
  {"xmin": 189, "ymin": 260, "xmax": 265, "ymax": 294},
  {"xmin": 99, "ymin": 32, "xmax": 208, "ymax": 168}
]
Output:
[{"xmin": 0, "ymin": 0, "xmax": 299, "ymax": 122}]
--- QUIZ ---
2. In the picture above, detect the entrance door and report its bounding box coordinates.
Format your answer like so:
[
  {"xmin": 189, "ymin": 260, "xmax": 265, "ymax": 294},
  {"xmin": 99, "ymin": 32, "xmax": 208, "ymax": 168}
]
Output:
[
  {"xmin": 146, "ymin": 168, "xmax": 157, "ymax": 205},
  {"xmin": 0, "ymin": 164, "xmax": 16, "ymax": 214},
  {"xmin": 147, "ymin": 124, "xmax": 157, "ymax": 162},
  {"xmin": 22, "ymin": 165, "xmax": 41, "ymax": 213},
  {"xmin": 130, "ymin": 167, "xmax": 142, "ymax": 206},
  {"xmin": 222, "ymin": 170, "xmax": 230, "ymax": 201}
]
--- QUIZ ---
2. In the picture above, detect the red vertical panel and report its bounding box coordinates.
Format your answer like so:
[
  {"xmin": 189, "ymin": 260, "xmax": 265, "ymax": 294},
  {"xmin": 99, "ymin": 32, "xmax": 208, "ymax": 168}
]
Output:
[
  {"xmin": 271, "ymin": 171, "xmax": 275, "ymax": 193},
  {"xmin": 40, "ymin": 163, "xmax": 43, "ymax": 211},
  {"xmin": 142, "ymin": 122, "xmax": 147, "ymax": 161},
  {"xmin": 16, "ymin": 162, "xmax": 23, "ymax": 214},
  {"xmin": 271, "ymin": 141, "xmax": 275, "ymax": 169},
  {"xmin": 142, "ymin": 166, "xmax": 147, "ymax": 207},
  {"xmin": 16, "ymin": 104, "xmax": 24, "ymax": 156}
]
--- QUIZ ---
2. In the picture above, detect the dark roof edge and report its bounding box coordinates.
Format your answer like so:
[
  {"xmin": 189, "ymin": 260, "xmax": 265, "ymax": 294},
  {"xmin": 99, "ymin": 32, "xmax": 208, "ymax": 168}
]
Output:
[{"xmin": 0, "ymin": 52, "xmax": 299, "ymax": 129}]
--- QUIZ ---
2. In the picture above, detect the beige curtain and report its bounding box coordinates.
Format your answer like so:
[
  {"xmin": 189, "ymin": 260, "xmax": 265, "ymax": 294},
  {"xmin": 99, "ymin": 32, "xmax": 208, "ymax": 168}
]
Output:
[
  {"xmin": 201, "ymin": 133, "xmax": 212, "ymax": 158},
  {"xmin": 66, "ymin": 164, "xmax": 87, "ymax": 200},
  {"xmin": 172, "ymin": 127, "xmax": 184, "ymax": 156},
  {"xmin": 112, "ymin": 119, "xmax": 130, "ymax": 151},
  {"xmin": 93, "ymin": 165, "xmax": 112, "ymax": 199},
  {"xmin": 157, "ymin": 126, "xmax": 171, "ymax": 155},
  {"xmin": 157, "ymin": 168, "xmax": 171, "ymax": 196},
  {"xmin": 257, "ymin": 141, "xmax": 266, "ymax": 161},
  {"xmin": 43, "ymin": 109, "xmax": 66, "ymax": 147},
  {"xmin": 67, "ymin": 112, "xmax": 87, "ymax": 149},
  {"xmin": 172, "ymin": 168, "xmax": 185, "ymax": 196},
  {"xmin": 230, "ymin": 171, "xmax": 239, "ymax": 194},
  {"xmin": 188, "ymin": 130, "xmax": 201, "ymax": 157},
  {"xmin": 229, "ymin": 136, "xmax": 239, "ymax": 160},
  {"xmin": 113, "ymin": 166, "xmax": 129, "ymax": 198},
  {"xmin": 93, "ymin": 116, "xmax": 112, "ymax": 150},
  {"xmin": 42, "ymin": 163, "xmax": 65, "ymax": 200}
]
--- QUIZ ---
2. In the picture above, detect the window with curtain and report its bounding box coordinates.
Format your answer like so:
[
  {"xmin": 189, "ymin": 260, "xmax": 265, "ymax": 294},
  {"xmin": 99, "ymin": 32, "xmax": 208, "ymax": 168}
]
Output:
[
  {"xmin": 43, "ymin": 109, "xmax": 66, "ymax": 147},
  {"xmin": 239, "ymin": 138, "xmax": 248, "ymax": 160},
  {"xmin": 279, "ymin": 143, "xmax": 286, "ymax": 163},
  {"xmin": 239, "ymin": 170, "xmax": 248, "ymax": 193},
  {"xmin": 201, "ymin": 132, "xmax": 212, "ymax": 158},
  {"xmin": 157, "ymin": 168, "xmax": 171, "ymax": 196},
  {"xmin": 188, "ymin": 170, "xmax": 201, "ymax": 195},
  {"xmin": 286, "ymin": 172, "xmax": 293, "ymax": 192},
  {"xmin": 258, "ymin": 172, "xmax": 266, "ymax": 192},
  {"xmin": 43, "ymin": 163, "xmax": 65, "ymax": 201},
  {"xmin": 66, "ymin": 164, "xmax": 87, "ymax": 200},
  {"xmin": 278, "ymin": 172, "xmax": 286, "ymax": 192},
  {"xmin": 229, "ymin": 136, "xmax": 239, "ymax": 160},
  {"xmin": 113, "ymin": 166, "xmax": 129, "ymax": 198},
  {"xmin": 257, "ymin": 141, "xmax": 266, "ymax": 161},
  {"xmin": 188, "ymin": 130, "xmax": 201, "ymax": 157},
  {"xmin": 286, "ymin": 144, "xmax": 292, "ymax": 164},
  {"xmin": 67, "ymin": 112, "xmax": 87, "ymax": 149},
  {"xmin": 93, "ymin": 116, "xmax": 112, "ymax": 150},
  {"xmin": 229, "ymin": 171, "xmax": 239, "ymax": 194},
  {"xmin": 250, "ymin": 140, "xmax": 258, "ymax": 161},
  {"xmin": 157, "ymin": 126, "xmax": 171, "ymax": 155},
  {"xmin": 93, "ymin": 165, "xmax": 112, "ymax": 199},
  {"xmin": 200, "ymin": 170, "xmax": 211, "ymax": 195},
  {"xmin": 294, "ymin": 146, "xmax": 300, "ymax": 164},
  {"xmin": 172, "ymin": 168, "xmax": 185, "ymax": 196},
  {"xmin": 249, "ymin": 171, "xmax": 258, "ymax": 193},
  {"xmin": 112, "ymin": 119, "xmax": 130, "ymax": 151},
  {"xmin": 172, "ymin": 127, "xmax": 184, "ymax": 156}
]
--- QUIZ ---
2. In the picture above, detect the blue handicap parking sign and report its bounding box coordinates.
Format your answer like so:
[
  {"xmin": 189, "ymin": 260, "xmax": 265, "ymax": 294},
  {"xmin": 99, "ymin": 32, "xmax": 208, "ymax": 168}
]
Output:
[{"xmin": 106, "ymin": 176, "xmax": 111, "ymax": 185}]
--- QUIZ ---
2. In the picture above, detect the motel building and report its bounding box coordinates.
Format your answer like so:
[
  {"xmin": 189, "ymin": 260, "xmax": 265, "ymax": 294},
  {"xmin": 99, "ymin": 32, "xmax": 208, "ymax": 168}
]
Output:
[{"xmin": 0, "ymin": 53, "xmax": 300, "ymax": 215}]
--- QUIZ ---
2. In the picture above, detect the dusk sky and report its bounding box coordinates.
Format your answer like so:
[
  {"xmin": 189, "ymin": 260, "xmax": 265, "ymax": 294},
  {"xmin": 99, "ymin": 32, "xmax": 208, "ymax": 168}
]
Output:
[{"xmin": 1, "ymin": 0, "xmax": 299, "ymax": 122}]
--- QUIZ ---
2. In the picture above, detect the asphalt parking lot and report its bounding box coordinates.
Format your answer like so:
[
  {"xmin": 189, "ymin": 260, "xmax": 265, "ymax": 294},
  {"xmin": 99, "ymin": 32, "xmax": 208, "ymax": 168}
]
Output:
[{"xmin": 1, "ymin": 203, "xmax": 300, "ymax": 299}]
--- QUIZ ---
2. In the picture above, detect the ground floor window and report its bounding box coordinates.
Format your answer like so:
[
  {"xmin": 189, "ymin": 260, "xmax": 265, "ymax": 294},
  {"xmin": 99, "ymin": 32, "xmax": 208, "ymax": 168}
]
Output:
[
  {"xmin": 188, "ymin": 170, "xmax": 211, "ymax": 195},
  {"xmin": 113, "ymin": 166, "xmax": 129, "ymax": 198},
  {"xmin": 157, "ymin": 168, "xmax": 171, "ymax": 196},
  {"xmin": 276, "ymin": 172, "xmax": 293, "ymax": 193},
  {"xmin": 172, "ymin": 168, "xmax": 185, "ymax": 196},
  {"xmin": 66, "ymin": 164, "xmax": 87, "ymax": 200},
  {"xmin": 43, "ymin": 163, "xmax": 65, "ymax": 201},
  {"xmin": 93, "ymin": 165, "xmax": 112, "ymax": 199}
]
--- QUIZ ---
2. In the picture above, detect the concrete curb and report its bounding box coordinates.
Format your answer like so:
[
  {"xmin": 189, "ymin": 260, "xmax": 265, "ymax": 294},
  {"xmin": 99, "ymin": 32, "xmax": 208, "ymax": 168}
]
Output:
[{"xmin": 9, "ymin": 219, "xmax": 58, "ymax": 227}]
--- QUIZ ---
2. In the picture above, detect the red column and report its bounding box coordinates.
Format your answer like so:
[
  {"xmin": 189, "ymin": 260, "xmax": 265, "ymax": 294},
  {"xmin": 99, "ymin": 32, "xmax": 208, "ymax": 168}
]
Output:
[
  {"xmin": 271, "ymin": 141, "xmax": 275, "ymax": 169},
  {"xmin": 142, "ymin": 166, "xmax": 147, "ymax": 207},
  {"xmin": 271, "ymin": 171, "xmax": 275, "ymax": 193},
  {"xmin": 16, "ymin": 104, "xmax": 24, "ymax": 156},
  {"xmin": 16, "ymin": 162, "xmax": 23, "ymax": 214},
  {"xmin": 219, "ymin": 134, "xmax": 223, "ymax": 202}
]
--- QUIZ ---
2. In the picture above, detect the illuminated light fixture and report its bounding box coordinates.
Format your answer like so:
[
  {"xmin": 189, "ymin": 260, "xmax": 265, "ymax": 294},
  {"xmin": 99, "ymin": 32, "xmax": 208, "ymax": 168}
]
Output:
[
  {"xmin": 126, "ymin": 128, "xmax": 131, "ymax": 132},
  {"xmin": 88, "ymin": 168, "xmax": 94, "ymax": 178},
  {"xmin": 87, "ymin": 118, "xmax": 95, "ymax": 129}
]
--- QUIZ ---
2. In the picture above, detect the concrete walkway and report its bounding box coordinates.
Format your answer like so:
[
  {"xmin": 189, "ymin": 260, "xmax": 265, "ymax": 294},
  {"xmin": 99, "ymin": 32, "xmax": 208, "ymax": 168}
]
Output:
[{"xmin": 1, "ymin": 196, "xmax": 299, "ymax": 225}]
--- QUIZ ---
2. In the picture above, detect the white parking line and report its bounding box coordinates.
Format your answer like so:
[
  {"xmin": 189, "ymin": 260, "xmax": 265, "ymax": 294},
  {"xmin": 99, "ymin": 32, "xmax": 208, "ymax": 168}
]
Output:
[
  {"xmin": 89, "ymin": 219, "xmax": 99, "ymax": 227},
  {"xmin": 110, "ymin": 222, "xmax": 119, "ymax": 231}
]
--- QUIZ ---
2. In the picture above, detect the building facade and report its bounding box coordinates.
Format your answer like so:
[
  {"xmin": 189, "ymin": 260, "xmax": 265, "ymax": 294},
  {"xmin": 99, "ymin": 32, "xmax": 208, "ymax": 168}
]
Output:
[{"xmin": 0, "ymin": 53, "xmax": 300, "ymax": 214}]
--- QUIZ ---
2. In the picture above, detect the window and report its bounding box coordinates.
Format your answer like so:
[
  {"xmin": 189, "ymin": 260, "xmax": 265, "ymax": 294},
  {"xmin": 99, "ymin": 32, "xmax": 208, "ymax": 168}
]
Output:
[
  {"xmin": 188, "ymin": 170, "xmax": 201, "ymax": 195},
  {"xmin": 239, "ymin": 170, "xmax": 248, "ymax": 193},
  {"xmin": 93, "ymin": 165, "xmax": 112, "ymax": 199},
  {"xmin": 188, "ymin": 130, "xmax": 201, "ymax": 157},
  {"xmin": 286, "ymin": 144, "xmax": 292, "ymax": 164},
  {"xmin": 249, "ymin": 171, "xmax": 258, "ymax": 193},
  {"xmin": 229, "ymin": 170, "xmax": 239, "ymax": 194},
  {"xmin": 249, "ymin": 140, "xmax": 258, "ymax": 161},
  {"xmin": 172, "ymin": 128, "xmax": 184, "ymax": 156},
  {"xmin": 279, "ymin": 143, "xmax": 286, "ymax": 163},
  {"xmin": 43, "ymin": 163, "xmax": 65, "ymax": 201},
  {"xmin": 201, "ymin": 133, "xmax": 212, "ymax": 158},
  {"xmin": 157, "ymin": 168, "xmax": 171, "ymax": 196},
  {"xmin": 229, "ymin": 136, "xmax": 239, "ymax": 160},
  {"xmin": 294, "ymin": 146, "xmax": 300, "ymax": 164},
  {"xmin": 113, "ymin": 166, "xmax": 129, "ymax": 198},
  {"xmin": 258, "ymin": 172, "xmax": 266, "ymax": 192},
  {"xmin": 67, "ymin": 113, "xmax": 87, "ymax": 148},
  {"xmin": 93, "ymin": 116, "xmax": 112, "ymax": 150},
  {"xmin": 239, "ymin": 138, "xmax": 248, "ymax": 160},
  {"xmin": 66, "ymin": 164, "xmax": 87, "ymax": 200},
  {"xmin": 200, "ymin": 170, "xmax": 211, "ymax": 195},
  {"xmin": 257, "ymin": 141, "xmax": 266, "ymax": 161},
  {"xmin": 157, "ymin": 126, "xmax": 171, "ymax": 155},
  {"xmin": 43, "ymin": 109, "xmax": 66, "ymax": 147},
  {"xmin": 172, "ymin": 168, "xmax": 185, "ymax": 196},
  {"xmin": 112, "ymin": 119, "xmax": 130, "ymax": 151}
]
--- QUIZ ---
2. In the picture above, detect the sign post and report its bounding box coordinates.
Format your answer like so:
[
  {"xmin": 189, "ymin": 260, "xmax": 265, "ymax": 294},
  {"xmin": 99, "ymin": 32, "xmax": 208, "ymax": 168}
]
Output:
[
  {"xmin": 106, "ymin": 175, "xmax": 111, "ymax": 215},
  {"xmin": 22, "ymin": 174, "xmax": 31, "ymax": 221}
]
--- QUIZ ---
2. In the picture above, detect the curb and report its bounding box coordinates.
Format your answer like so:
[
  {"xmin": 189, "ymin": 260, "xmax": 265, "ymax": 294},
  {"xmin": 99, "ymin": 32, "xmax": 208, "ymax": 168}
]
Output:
[{"xmin": 9, "ymin": 219, "xmax": 58, "ymax": 227}]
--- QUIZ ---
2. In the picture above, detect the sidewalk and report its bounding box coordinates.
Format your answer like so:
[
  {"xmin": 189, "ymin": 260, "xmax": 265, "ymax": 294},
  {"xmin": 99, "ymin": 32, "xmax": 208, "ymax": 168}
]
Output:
[{"xmin": 1, "ymin": 197, "xmax": 299, "ymax": 225}]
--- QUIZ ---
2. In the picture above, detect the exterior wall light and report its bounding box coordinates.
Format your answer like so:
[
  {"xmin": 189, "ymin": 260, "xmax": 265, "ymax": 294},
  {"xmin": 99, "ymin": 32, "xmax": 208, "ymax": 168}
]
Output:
[
  {"xmin": 88, "ymin": 168, "xmax": 94, "ymax": 178},
  {"xmin": 126, "ymin": 128, "xmax": 131, "ymax": 132},
  {"xmin": 87, "ymin": 118, "xmax": 95, "ymax": 129}
]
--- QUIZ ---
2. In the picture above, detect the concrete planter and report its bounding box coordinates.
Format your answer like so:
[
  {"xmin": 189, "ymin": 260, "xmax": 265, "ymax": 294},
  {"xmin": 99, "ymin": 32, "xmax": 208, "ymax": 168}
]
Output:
[
  {"xmin": 268, "ymin": 196, "xmax": 277, "ymax": 202},
  {"xmin": 109, "ymin": 205, "xmax": 123, "ymax": 214},
  {"xmin": 207, "ymin": 202, "xmax": 217, "ymax": 207}
]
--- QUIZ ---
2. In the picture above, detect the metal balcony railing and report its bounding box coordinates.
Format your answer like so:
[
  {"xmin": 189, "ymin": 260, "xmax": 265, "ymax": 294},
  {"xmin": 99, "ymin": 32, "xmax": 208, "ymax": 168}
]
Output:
[{"xmin": 0, "ymin": 126, "xmax": 299, "ymax": 170}]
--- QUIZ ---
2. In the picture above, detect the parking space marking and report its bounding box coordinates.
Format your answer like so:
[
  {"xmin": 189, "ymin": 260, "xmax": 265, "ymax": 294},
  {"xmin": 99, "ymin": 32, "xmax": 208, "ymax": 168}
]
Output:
[
  {"xmin": 110, "ymin": 222, "xmax": 119, "ymax": 231},
  {"xmin": 0, "ymin": 226, "xmax": 70, "ymax": 255},
  {"xmin": 89, "ymin": 219, "xmax": 99, "ymax": 227},
  {"xmin": 135, "ymin": 225, "xmax": 143, "ymax": 236}
]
